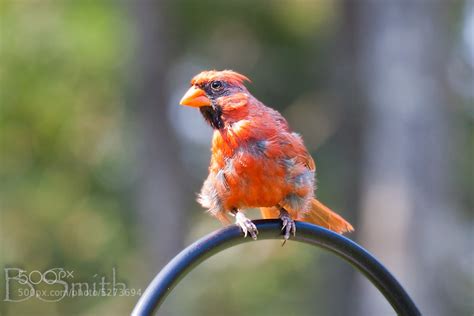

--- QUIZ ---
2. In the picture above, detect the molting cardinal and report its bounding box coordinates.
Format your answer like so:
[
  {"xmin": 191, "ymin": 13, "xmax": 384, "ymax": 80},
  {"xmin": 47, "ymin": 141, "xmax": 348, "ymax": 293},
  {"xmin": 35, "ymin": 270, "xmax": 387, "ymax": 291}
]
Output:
[{"xmin": 179, "ymin": 70, "xmax": 353, "ymax": 240}]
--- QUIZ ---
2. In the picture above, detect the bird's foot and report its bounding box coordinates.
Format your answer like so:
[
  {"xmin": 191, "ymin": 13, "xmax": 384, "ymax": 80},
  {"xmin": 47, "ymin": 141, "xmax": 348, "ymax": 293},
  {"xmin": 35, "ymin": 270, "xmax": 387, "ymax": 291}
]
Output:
[
  {"xmin": 232, "ymin": 210, "xmax": 258, "ymax": 240},
  {"xmin": 279, "ymin": 207, "xmax": 296, "ymax": 244}
]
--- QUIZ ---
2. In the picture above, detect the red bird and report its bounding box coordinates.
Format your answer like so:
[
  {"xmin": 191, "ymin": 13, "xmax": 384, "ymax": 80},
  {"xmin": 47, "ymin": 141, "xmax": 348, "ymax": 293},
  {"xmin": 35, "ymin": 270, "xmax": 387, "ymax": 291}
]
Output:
[{"xmin": 180, "ymin": 70, "xmax": 353, "ymax": 240}]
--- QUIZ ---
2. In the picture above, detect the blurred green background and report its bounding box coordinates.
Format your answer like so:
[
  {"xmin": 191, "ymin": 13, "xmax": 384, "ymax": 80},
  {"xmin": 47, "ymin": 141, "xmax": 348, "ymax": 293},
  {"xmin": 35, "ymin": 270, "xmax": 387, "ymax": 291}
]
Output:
[{"xmin": 1, "ymin": 0, "xmax": 473, "ymax": 315}]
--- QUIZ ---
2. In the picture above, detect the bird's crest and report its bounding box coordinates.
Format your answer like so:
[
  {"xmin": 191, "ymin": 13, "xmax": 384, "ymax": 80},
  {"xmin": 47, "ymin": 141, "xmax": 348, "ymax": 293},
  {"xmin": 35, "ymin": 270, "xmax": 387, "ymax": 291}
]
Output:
[{"xmin": 191, "ymin": 70, "xmax": 251, "ymax": 87}]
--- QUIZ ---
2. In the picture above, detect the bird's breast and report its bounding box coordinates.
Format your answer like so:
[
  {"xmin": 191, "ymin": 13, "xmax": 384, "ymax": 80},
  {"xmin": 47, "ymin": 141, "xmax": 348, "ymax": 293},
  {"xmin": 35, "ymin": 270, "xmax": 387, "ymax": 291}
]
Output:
[{"xmin": 210, "ymin": 137, "xmax": 296, "ymax": 209}]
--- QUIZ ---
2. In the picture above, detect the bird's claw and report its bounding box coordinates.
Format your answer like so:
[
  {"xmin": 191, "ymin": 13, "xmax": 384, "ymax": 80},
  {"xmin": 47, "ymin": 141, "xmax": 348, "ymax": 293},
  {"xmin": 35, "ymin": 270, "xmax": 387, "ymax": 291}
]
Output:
[
  {"xmin": 279, "ymin": 208, "xmax": 296, "ymax": 245},
  {"xmin": 235, "ymin": 211, "xmax": 258, "ymax": 240}
]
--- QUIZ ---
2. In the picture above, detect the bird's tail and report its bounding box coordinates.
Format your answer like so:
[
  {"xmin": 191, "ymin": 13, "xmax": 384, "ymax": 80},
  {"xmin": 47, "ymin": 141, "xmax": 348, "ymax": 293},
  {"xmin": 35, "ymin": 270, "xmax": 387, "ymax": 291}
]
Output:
[
  {"xmin": 260, "ymin": 198, "xmax": 353, "ymax": 234},
  {"xmin": 300, "ymin": 199, "xmax": 353, "ymax": 234}
]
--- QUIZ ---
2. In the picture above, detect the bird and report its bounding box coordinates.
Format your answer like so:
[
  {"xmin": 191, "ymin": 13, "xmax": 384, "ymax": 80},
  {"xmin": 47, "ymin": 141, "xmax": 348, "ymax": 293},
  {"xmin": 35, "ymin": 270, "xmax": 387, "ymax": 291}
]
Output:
[{"xmin": 179, "ymin": 70, "xmax": 353, "ymax": 241}]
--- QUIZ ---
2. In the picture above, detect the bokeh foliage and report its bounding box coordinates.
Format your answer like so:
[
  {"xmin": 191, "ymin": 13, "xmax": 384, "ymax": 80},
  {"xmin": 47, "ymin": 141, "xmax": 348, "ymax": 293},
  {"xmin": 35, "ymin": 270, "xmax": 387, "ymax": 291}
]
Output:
[{"xmin": 0, "ymin": 1, "xmax": 139, "ymax": 314}]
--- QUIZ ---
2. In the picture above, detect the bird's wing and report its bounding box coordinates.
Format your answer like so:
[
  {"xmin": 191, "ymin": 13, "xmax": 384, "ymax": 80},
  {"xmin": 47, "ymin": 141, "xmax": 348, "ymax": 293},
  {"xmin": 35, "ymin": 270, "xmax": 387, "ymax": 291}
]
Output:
[
  {"xmin": 289, "ymin": 132, "xmax": 316, "ymax": 171},
  {"xmin": 301, "ymin": 152, "xmax": 315, "ymax": 171}
]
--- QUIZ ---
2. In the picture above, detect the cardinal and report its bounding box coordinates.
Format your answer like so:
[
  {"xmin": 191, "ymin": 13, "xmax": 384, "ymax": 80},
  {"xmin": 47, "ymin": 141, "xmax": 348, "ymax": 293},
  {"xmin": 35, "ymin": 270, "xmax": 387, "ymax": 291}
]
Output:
[{"xmin": 179, "ymin": 70, "xmax": 353, "ymax": 240}]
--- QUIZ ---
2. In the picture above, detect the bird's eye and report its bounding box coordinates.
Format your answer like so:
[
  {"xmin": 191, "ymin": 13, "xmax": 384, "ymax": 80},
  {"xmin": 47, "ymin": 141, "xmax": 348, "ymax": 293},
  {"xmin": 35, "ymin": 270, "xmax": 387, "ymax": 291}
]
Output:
[{"xmin": 210, "ymin": 80, "xmax": 223, "ymax": 91}]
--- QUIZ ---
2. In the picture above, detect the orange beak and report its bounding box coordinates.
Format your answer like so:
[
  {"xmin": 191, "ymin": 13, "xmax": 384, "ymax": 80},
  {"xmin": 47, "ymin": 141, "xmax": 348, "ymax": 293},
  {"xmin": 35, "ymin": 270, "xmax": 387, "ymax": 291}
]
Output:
[{"xmin": 179, "ymin": 86, "xmax": 211, "ymax": 107}]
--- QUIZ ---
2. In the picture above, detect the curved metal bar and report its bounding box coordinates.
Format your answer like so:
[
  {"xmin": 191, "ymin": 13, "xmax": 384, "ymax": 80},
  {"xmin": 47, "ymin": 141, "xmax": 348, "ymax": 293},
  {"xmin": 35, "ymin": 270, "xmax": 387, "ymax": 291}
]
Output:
[{"xmin": 132, "ymin": 220, "xmax": 420, "ymax": 316}]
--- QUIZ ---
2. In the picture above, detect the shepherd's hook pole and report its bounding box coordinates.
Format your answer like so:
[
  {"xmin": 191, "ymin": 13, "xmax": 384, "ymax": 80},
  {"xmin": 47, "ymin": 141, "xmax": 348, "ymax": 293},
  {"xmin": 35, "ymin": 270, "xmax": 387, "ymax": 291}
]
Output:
[{"xmin": 132, "ymin": 219, "xmax": 420, "ymax": 316}]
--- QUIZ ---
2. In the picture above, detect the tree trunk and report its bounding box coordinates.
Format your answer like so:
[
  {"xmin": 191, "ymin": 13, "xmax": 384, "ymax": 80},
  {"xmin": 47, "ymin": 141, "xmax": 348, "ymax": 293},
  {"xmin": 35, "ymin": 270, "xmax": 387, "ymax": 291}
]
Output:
[
  {"xmin": 319, "ymin": 1, "xmax": 366, "ymax": 313},
  {"xmin": 130, "ymin": 0, "xmax": 186, "ymax": 284},
  {"xmin": 350, "ymin": 1, "xmax": 468, "ymax": 315}
]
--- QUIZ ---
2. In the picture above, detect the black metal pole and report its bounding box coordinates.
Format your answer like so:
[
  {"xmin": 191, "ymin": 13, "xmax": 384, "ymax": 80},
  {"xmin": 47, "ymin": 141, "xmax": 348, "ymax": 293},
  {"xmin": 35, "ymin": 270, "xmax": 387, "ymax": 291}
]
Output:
[{"xmin": 132, "ymin": 220, "xmax": 420, "ymax": 316}]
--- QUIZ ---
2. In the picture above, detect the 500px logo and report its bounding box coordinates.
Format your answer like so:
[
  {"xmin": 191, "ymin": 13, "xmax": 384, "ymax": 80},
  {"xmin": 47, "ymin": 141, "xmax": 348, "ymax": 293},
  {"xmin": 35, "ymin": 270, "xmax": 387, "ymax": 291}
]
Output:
[
  {"xmin": 3, "ymin": 267, "xmax": 140, "ymax": 303},
  {"xmin": 4, "ymin": 268, "xmax": 72, "ymax": 302}
]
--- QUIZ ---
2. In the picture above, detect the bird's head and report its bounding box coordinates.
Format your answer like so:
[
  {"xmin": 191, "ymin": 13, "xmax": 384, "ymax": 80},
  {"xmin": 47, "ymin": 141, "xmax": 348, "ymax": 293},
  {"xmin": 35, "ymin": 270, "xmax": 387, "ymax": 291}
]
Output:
[{"xmin": 180, "ymin": 70, "xmax": 251, "ymax": 129}]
